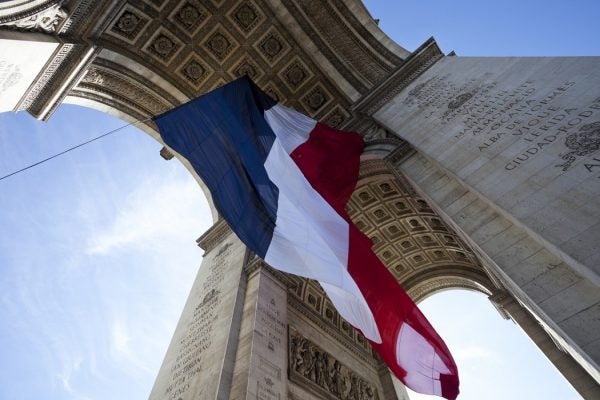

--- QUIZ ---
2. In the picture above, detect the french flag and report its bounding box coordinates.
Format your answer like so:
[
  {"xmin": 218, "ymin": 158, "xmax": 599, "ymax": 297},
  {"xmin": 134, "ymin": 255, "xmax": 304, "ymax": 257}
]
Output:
[{"xmin": 155, "ymin": 77, "xmax": 459, "ymax": 399}]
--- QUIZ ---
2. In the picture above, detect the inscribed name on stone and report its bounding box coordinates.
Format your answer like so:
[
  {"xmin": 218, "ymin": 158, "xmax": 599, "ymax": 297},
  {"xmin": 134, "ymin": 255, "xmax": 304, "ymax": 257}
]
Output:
[
  {"xmin": 149, "ymin": 235, "xmax": 246, "ymax": 400},
  {"xmin": 376, "ymin": 57, "xmax": 600, "ymax": 274}
]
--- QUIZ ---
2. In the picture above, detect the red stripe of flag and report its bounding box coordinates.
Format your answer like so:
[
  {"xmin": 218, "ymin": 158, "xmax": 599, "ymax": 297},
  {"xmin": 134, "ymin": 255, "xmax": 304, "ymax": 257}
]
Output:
[{"xmin": 291, "ymin": 122, "xmax": 459, "ymax": 400}]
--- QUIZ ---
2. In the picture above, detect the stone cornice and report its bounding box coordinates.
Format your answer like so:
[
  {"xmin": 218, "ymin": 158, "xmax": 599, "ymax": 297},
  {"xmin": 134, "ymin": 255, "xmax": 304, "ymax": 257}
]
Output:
[
  {"xmin": 351, "ymin": 37, "xmax": 444, "ymax": 116},
  {"xmin": 385, "ymin": 141, "xmax": 416, "ymax": 166},
  {"xmin": 15, "ymin": 40, "xmax": 97, "ymax": 119},
  {"xmin": 0, "ymin": 1, "xmax": 60, "ymax": 24},
  {"xmin": 244, "ymin": 257, "xmax": 296, "ymax": 289},
  {"xmin": 196, "ymin": 219, "xmax": 231, "ymax": 253},
  {"xmin": 287, "ymin": 295, "xmax": 377, "ymax": 368}
]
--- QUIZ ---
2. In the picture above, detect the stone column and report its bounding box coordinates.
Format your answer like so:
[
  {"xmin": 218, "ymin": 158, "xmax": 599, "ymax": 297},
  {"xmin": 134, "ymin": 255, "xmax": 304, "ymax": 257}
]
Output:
[
  {"xmin": 148, "ymin": 220, "xmax": 248, "ymax": 400},
  {"xmin": 228, "ymin": 261, "xmax": 289, "ymax": 399},
  {"xmin": 490, "ymin": 293, "xmax": 600, "ymax": 399},
  {"xmin": 353, "ymin": 38, "xmax": 600, "ymax": 385}
]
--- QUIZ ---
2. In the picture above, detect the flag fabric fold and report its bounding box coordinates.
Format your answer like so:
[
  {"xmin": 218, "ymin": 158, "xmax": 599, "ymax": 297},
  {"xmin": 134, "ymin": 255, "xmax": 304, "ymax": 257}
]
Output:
[{"xmin": 154, "ymin": 76, "xmax": 459, "ymax": 399}]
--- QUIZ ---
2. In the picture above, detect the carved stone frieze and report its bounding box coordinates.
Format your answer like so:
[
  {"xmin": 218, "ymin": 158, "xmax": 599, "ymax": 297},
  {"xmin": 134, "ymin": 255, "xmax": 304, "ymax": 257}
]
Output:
[
  {"xmin": 58, "ymin": 0, "xmax": 102, "ymax": 34},
  {"xmin": 78, "ymin": 66, "xmax": 171, "ymax": 116},
  {"xmin": 0, "ymin": 3, "xmax": 67, "ymax": 33},
  {"xmin": 289, "ymin": 328, "xmax": 379, "ymax": 400},
  {"xmin": 16, "ymin": 42, "xmax": 94, "ymax": 119},
  {"xmin": 196, "ymin": 219, "xmax": 231, "ymax": 253},
  {"xmin": 352, "ymin": 37, "xmax": 444, "ymax": 116},
  {"xmin": 286, "ymin": 276, "xmax": 375, "ymax": 364}
]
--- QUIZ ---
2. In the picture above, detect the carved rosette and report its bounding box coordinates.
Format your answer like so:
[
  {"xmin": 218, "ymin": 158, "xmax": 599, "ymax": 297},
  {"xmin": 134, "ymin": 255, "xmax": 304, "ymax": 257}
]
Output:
[{"xmin": 228, "ymin": 1, "xmax": 263, "ymax": 35}]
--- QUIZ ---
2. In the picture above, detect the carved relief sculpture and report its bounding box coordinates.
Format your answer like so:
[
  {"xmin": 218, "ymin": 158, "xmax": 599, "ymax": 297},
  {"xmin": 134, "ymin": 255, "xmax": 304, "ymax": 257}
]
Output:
[
  {"xmin": 1, "ymin": 4, "xmax": 68, "ymax": 33},
  {"xmin": 289, "ymin": 329, "xmax": 378, "ymax": 400}
]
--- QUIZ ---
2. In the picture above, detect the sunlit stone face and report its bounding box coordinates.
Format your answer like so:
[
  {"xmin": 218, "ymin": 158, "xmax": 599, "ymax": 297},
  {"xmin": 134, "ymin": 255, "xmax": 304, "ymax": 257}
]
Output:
[{"xmin": 0, "ymin": 32, "xmax": 59, "ymax": 113}]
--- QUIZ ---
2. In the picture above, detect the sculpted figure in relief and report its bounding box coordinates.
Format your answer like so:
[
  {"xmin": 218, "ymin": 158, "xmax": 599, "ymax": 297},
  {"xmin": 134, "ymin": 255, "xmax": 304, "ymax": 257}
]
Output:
[
  {"xmin": 2, "ymin": 4, "xmax": 68, "ymax": 33},
  {"xmin": 289, "ymin": 331, "xmax": 379, "ymax": 399}
]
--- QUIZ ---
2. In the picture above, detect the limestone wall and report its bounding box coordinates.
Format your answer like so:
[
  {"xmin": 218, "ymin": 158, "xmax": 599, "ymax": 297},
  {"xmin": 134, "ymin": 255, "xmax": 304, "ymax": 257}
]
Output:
[{"xmin": 374, "ymin": 56, "xmax": 600, "ymax": 382}]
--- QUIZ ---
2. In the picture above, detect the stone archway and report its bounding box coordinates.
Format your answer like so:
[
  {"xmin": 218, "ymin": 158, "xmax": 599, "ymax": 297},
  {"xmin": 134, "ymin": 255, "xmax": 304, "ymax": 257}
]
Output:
[{"xmin": 1, "ymin": 0, "xmax": 599, "ymax": 398}]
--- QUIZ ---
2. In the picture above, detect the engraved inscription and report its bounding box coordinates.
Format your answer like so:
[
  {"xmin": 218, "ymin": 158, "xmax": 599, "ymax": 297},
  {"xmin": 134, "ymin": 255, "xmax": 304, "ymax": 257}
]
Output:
[
  {"xmin": 162, "ymin": 242, "xmax": 231, "ymax": 399},
  {"xmin": 0, "ymin": 60, "xmax": 22, "ymax": 92},
  {"xmin": 583, "ymin": 157, "xmax": 600, "ymax": 178},
  {"xmin": 258, "ymin": 378, "xmax": 280, "ymax": 400},
  {"xmin": 406, "ymin": 75, "xmax": 600, "ymax": 173}
]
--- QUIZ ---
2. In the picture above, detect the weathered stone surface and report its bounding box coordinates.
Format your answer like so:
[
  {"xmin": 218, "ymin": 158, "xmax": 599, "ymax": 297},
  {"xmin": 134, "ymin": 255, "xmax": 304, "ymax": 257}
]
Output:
[
  {"xmin": 2, "ymin": 1, "xmax": 599, "ymax": 397},
  {"xmin": 0, "ymin": 31, "xmax": 59, "ymax": 112},
  {"xmin": 376, "ymin": 57, "xmax": 600, "ymax": 283},
  {"xmin": 148, "ymin": 233, "xmax": 247, "ymax": 400}
]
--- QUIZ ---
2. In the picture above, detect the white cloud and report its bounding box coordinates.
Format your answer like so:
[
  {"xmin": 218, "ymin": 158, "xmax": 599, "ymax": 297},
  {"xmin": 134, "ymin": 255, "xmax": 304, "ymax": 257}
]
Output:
[
  {"xmin": 86, "ymin": 174, "xmax": 211, "ymax": 255},
  {"xmin": 111, "ymin": 319, "xmax": 131, "ymax": 356},
  {"xmin": 56, "ymin": 358, "xmax": 93, "ymax": 400}
]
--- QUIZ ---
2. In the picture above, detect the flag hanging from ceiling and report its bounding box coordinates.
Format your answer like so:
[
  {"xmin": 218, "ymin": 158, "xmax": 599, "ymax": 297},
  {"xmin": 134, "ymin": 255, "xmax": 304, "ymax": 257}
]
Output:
[{"xmin": 154, "ymin": 76, "xmax": 459, "ymax": 400}]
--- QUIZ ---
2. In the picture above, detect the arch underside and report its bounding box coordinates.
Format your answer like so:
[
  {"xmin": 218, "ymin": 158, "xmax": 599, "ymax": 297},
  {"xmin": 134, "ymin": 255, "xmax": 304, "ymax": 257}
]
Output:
[
  {"xmin": 4, "ymin": 2, "xmax": 599, "ymax": 397},
  {"xmin": 2, "ymin": 0, "xmax": 504, "ymax": 378},
  {"xmin": 1, "ymin": 0, "xmax": 500, "ymax": 323}
]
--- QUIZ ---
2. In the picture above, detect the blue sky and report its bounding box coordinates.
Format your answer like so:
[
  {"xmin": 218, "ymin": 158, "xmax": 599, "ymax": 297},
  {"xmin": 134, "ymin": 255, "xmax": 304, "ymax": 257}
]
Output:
[{"xmin": 1, "ymin": 1, "xmax": 599, "ymax": 399}]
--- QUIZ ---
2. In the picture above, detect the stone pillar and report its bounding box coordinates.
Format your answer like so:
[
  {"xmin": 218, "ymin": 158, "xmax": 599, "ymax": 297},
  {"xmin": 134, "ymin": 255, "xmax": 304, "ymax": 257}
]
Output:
[
  {"xmin": 354, "ymin": 39, "xmax": 600, "ymax": 385},
  {"xmin": 491, "ymin": 293, "xmax": 600, "ymax": 399},
  {"xmin": 148, "ymin": 220, "xmax": 248, "ymax": 400},
  {"xmin": 228, "ymin": 261, "xmax": 289, "ymax": 399}
]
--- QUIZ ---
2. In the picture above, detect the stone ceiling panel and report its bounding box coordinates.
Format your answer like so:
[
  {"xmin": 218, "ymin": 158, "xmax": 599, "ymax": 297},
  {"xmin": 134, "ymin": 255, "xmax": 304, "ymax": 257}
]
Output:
[
  {"xmin": 82, "ymin": 0, "xmax": 362, "ymax": 126},
  {"xmin": 347, "ymin": 171, "xmax": 489, "ymax": 289}
]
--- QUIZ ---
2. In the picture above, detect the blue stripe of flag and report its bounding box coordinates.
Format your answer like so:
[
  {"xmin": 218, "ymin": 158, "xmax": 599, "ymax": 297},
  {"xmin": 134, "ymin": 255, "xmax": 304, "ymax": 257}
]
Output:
[{"xmin": 154, "ymin": 77, "xmax": 278, "ymax": 257}]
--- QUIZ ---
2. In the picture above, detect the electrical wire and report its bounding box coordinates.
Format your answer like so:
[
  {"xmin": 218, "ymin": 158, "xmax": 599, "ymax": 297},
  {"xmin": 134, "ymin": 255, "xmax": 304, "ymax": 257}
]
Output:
[{"xmin": 0, "ymin": 116, "xmax": 154, "ymax": 182}]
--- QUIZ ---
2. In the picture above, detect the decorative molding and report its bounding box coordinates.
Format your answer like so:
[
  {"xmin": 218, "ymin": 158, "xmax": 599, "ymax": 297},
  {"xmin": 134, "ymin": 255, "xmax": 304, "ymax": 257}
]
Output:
[
  {"xmin": 289, "ymin": 327, "xmax": 380, "ymax": 400},
  {"xmin": 385, "ymin": 141, "xmax": 416, "ymax": 166},
  {"xmin": 68, "ymin": 89, "xmax": 150, "ymax": 123},
  {"xmin": 0, "ymin": 3, "xmax": 67, "ymax": 33},
  {"xmin": 78, "ymin": 66, "xmax": 173, "ymax": 117},
  {"xmin": 196, "ymin": 219, "xmax": 231, "ymax": 252},
  {"xmin": 280, "ymin": 0, "xmax": 367, "ymax": 95},
  {"xmin": 92, "ymin": 57, "xmax": 181, "ymax": 107},
  {"xmin": 351, "ymin": 37, "xmax": 444, "ymax": 116},
  {"xmin": 286, "ymin": 281, "xmax": 376, "ymax": 366},
  {"xmin": 487, "ymin": 291, "xmax": 514, "ymax": 321},
  {"xmin": 244, "ymin": 256, "xmax": 296, "ymax": 289},
  {"xmin": 285, "ymin": 0, "xmax": 394, "ymax": 91},
  {"xmin": 0, "ymin": 1, "xmax": 60, "ymax": 24},
  {"xmin": 59, "ymin": 0, "xmax": 101, "ymax": 34},
  {"xmin": 16, "ymin": 42, "xmax": 93, "ymax": 118},
  {"xmin": 331, "ymin": 0, "xmax": 404, "ymax": 66},
  {"xmin": 406, "ymin": 272, "xmax": 494, "ymax": 303},
  {"xmin": 357, "ymin": 159, "xmax": 391, "ymax": 181}
]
